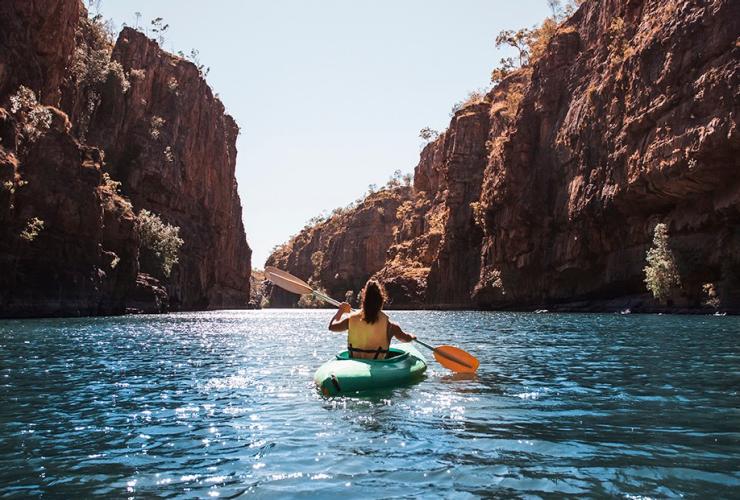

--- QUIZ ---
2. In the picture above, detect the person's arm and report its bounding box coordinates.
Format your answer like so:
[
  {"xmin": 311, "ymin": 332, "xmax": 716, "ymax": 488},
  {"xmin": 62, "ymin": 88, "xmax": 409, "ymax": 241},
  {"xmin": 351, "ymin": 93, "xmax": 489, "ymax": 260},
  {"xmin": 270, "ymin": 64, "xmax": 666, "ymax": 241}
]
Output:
[
  {"xmin": 328, "ymin": 302, "xmax": 352, "ymax": 332},
  {"xmin": 388, "ymin": 321, "xmax": 416, "ymax": 343}
]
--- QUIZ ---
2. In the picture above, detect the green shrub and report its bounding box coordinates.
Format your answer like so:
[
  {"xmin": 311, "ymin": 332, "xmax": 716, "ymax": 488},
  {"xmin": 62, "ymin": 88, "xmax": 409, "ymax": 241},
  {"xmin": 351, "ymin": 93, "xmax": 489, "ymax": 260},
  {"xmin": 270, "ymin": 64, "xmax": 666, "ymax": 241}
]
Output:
[
  {"xmin": 71, "ymin": 15, "xmax": 129, "ymax": 138},
  {"xmin": 71, "ymin": 16, "xmax": 129, "ymax": 91},
  {"xmin": 101, "ymin": 172, "xmax": 121, "ymax": 193},
  {"xmin": 480, "ymin": 267, "xmax": 505, "ymax": 294},
  {"xmin": 150, "ymin": 116, "xmax": 166, "ymax": 140},
  {"xmin": 164, "ymin": 146, "xmax": 175, "ymax": 163},
  {"xmin": 644, "ymin": 223, "xmax": 680, "ymax": 301},
  {"xmin": 3, "ymin": 178, "xmax": 28, "ymax": 195},
  {"xmin": 20, "ymin": 217, "xmax": 45, "ymax": 242},
  {"xmin": 9, "ymin": 86, "xmax": 52, "ymax": 143},
  {"xmin": 470, "ymin": 201, "xmax": 486, "ymax": 228},
  {"xmin": 150, "ymin": 17, "xmax": 169, "ymax": 46},
  {"xmin": 451, "ymin": 89, "xmax": 487, "ymax": 116},
  {"xmin": 419, "ymin": 127, "xmax": 439, "ymax": 142},
  {"xmin": 129, "ymin": 68, "xmax": 146, "ymax": 81},
  {"xmin": 138, "ymin": 209, "xmax": 183, "ymax": 277},
  {"xmin": 179, "ymin": 49, "xmax": 210, "ymax": 77},
  {"xmin": 702, "ymin": 283, "xmax": 720, "ymax": 310},
  {"xmin": 492, "ymin": 1, "xmax": 580, "ymax": 80},
  {"xmin": 490, "ymin": 57, "xmax": 514, "ymax": 84}
]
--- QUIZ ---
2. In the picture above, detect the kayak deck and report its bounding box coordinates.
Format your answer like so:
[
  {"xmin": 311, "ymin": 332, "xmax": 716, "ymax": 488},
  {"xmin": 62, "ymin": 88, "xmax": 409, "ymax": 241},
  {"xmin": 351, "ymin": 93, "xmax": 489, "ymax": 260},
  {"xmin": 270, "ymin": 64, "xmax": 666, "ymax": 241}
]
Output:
[{"xmin": 314, "ymin": 344, "xmax": 427, "ymax": 396}]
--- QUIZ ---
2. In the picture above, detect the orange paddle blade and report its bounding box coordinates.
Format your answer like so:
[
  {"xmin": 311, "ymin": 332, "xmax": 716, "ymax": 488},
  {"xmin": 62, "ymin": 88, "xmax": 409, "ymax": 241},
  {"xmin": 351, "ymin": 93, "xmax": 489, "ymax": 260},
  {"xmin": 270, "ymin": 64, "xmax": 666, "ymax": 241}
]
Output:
[
  {"xmin": 264, "ymin": 266, "xmax": 313, "ymax": 295},
  {"xmin": 432, "ymin": 345, "xmax": 480, "ymax": 373}
]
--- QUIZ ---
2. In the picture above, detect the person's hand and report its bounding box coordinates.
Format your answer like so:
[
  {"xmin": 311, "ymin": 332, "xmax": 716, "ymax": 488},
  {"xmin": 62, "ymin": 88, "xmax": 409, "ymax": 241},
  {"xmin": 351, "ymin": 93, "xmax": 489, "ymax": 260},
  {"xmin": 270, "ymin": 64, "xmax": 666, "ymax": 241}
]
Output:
[
  {"xmin": 338, "ymin": 302, "xmax": 352, "ymax": 315},
  {"xmin": 407, "ymin": 333, "xmax": 417, "ymax": 341}
]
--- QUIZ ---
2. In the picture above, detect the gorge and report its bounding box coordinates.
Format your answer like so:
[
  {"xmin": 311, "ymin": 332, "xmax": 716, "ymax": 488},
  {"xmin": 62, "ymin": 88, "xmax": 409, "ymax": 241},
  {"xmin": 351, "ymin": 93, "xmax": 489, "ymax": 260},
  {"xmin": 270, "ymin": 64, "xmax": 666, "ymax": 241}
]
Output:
[
  {"xmin": 1, "ymin": 0, "xmax": 737, "ymax": 318},
  {"xmin": 266, "ymin": 0, "xmax": 740, "ymax": 313}
]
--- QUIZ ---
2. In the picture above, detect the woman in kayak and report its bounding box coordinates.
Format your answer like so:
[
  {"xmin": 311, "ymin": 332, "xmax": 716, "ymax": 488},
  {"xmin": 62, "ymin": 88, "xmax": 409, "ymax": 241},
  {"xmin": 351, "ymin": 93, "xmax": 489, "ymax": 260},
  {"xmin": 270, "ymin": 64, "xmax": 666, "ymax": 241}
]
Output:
[{"xmin": 328, "ymin": 279, "xmax": 416, "ymax": 359}]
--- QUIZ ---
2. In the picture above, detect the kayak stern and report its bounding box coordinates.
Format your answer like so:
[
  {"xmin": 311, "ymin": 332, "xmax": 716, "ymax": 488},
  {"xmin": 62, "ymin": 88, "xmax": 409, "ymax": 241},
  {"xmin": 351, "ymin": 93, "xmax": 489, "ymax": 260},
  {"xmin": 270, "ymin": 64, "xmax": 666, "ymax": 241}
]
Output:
[{"xmin": 314, "ymin": 344, "xmax": 427, "ymax": 396}]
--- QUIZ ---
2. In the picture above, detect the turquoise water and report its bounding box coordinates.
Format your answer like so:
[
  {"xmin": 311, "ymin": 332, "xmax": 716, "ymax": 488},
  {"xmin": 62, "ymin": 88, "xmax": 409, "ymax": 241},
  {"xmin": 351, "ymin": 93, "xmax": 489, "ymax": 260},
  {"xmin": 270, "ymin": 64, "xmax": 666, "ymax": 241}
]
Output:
[{"xmin": 1, "ymin": 310, "xmax": 738, "ymax": 498}]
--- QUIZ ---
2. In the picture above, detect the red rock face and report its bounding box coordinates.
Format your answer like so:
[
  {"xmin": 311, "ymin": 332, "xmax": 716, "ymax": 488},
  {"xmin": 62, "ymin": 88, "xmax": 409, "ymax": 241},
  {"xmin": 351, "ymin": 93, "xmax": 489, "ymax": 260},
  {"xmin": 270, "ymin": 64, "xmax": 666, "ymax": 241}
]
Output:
[
  {"xmin": 75, "ymin": 27, "xmax": 251, "ymax": 310},
  {"xmin": 0, "ymin": 0, "xmax": 82, "ymax": 105},
  {"xmin": 375, "ymin": 76, "xmax": 526, "ymax": 308},
  {"xmin": 266, "ymin": 188, "xmax": 412, "ymax": 307},
  {"xmin": 0, "ymin": 1, "xmax": 251, "ymax": 317},
  {"xmin": 476, "ymin": 0, "xmax": 739, "ymax": 311},
  {"xmin": 269, "ymin": 0, "xmax": 739, "ymax": 313}
]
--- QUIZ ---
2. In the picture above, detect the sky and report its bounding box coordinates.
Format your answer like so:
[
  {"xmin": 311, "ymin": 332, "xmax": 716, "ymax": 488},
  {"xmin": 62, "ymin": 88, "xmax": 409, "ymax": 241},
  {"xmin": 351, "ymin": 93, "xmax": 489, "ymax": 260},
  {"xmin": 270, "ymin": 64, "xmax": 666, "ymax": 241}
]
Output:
[{"xmin": 96, "ymin": 1, "xmax": 551, "ymax": 267}]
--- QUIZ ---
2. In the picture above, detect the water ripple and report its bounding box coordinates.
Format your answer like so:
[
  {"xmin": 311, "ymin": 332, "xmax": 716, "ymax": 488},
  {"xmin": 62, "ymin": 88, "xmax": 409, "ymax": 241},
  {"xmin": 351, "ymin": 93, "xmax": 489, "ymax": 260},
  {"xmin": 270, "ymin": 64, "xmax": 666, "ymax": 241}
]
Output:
[{"xmin": 1, "ymin": 310, "xmax": 739, "ymax": 497}]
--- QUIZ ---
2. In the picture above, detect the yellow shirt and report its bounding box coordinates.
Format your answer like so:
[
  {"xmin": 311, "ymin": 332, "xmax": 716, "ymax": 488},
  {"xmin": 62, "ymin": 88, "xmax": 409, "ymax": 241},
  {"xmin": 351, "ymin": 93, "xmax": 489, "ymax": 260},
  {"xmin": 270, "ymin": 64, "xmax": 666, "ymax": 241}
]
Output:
[{"xmin": 347, "ymin": 311, "xmax": 390, "ymax": 359}]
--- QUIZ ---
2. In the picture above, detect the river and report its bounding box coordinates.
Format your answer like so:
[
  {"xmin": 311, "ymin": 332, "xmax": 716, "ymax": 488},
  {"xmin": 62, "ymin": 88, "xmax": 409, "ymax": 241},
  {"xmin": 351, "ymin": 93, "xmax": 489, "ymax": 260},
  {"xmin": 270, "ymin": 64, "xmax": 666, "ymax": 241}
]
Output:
[{"xmin": 1, "ymin": 310, "xmax": 738, "ymax": 497}]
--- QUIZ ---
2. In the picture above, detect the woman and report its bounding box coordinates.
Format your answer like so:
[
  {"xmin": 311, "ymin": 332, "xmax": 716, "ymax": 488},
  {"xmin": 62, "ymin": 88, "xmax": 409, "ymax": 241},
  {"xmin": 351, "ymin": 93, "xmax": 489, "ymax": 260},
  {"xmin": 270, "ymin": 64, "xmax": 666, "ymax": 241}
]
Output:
[{"xmin": 328, "ymin": 279, "xmax": 416, "ymax": 359}]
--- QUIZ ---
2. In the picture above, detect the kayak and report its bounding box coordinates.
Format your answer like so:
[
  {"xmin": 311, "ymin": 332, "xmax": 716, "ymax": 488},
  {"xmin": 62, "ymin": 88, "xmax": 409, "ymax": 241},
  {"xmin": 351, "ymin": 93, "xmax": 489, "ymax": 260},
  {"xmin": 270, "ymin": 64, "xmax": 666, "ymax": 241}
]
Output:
[{"xmin": 314, "ymin": 343, "xmax": 427, "ymax": 396}]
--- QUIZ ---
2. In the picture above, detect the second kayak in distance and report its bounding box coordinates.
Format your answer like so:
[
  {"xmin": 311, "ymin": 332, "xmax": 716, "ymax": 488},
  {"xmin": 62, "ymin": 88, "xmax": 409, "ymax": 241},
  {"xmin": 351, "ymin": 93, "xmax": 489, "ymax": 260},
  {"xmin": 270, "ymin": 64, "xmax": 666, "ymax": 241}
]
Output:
[{"xmin": 314, "ymin": 343, "xmax": 427, "ymax": 396}]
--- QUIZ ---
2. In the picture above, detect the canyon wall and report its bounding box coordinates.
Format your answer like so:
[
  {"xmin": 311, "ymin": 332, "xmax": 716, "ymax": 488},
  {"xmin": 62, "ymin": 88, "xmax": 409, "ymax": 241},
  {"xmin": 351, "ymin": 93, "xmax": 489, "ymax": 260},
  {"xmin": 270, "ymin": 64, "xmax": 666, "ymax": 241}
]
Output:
[
  {"xmin": 0, "ymin": 0, "xmax": 251, "ymax": 317},
  {"xmin": 267, "ymin": 0, "xmax": 739, "ymax": 313},
  {"xmin": 266, "ymin": 187, "xmax": 411, "ymax": 307},
  {"xmin": 474, "ymin": 0, "xmax": 739, "ymax": 311}
]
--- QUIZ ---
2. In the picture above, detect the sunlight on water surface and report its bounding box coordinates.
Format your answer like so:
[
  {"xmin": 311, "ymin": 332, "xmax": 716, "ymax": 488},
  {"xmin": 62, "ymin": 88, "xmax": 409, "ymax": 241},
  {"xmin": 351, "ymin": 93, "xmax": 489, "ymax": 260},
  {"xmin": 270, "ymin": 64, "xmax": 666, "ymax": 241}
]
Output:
[{"xmin": 1, "ymin": 310, "xmax": 738, "ymax": 497}]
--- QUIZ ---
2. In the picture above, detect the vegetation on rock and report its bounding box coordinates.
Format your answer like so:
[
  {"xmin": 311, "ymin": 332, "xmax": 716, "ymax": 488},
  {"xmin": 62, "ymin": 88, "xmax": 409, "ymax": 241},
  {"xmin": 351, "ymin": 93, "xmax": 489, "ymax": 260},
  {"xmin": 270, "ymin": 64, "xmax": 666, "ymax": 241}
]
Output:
[
  {"xmin": 702, "ymin": 283, "xmax": 720, "ymax": 311},
  {"xmin": 20, "ymin": 218, "xmax": 45, "ymax": 242},
  {"xmin": 9, "ymin": 86, "xmax": 52, "ymax": 145},
  {"xmin": 138, "ymin": 209, "xmax": 184, "ymax": 278},
  {"xmin": 644, "ymin": 223, "xmax": 681, "ymax": 302}
]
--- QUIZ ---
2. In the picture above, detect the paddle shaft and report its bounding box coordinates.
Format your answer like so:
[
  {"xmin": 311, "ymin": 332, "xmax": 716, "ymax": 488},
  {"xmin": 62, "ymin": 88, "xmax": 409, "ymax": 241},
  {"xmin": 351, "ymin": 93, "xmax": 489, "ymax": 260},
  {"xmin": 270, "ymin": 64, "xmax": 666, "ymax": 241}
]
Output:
[
  {"xmin": 265, "ymin": 266, "xmax": 478, "ymax": 372},
  {"xmin": 315, "ymin": 291, "xmax": 341, "ymax": 307}
]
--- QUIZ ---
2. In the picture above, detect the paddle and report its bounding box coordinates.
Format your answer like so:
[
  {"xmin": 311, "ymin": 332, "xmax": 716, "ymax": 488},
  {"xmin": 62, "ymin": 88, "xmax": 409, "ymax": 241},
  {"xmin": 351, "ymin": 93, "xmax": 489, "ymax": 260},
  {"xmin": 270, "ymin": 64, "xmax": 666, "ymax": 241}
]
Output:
[{"xmin": 264, "ymin": 266, "xmax": 480, "ymax": 373}]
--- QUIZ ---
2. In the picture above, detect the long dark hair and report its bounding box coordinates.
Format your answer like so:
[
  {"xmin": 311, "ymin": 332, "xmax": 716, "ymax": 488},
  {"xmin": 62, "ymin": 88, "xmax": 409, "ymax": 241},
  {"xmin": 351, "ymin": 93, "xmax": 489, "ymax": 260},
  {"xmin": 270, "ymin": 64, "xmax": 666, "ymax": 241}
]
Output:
[{"xmin": 361, "ymin": 280, "xmax": 385, "ymax": 324}]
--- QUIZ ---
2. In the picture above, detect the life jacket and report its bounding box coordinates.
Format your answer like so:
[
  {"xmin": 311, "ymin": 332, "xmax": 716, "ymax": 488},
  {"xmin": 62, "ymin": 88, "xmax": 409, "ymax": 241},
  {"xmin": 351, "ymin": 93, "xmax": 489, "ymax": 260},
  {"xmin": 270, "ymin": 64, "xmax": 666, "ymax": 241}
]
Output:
[{"xmin": 347, "ymin": 311, "xmax": 390, "ymax": 359}]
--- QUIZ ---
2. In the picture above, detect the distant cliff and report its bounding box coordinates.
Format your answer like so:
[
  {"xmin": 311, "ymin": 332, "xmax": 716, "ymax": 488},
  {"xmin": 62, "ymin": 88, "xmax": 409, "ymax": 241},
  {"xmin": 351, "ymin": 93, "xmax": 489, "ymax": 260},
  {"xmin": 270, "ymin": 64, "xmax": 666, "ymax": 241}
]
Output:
[
  {"xmin": 0, "ymin": 0, "xmax": 251, "ymax": 317},
  {"xmin": 266, "ymin": 0, "xmax": 739, "ymax": 313},
  {"xmin": 266, "ymin": 187, "xmax": 412, "ymax": 307}
]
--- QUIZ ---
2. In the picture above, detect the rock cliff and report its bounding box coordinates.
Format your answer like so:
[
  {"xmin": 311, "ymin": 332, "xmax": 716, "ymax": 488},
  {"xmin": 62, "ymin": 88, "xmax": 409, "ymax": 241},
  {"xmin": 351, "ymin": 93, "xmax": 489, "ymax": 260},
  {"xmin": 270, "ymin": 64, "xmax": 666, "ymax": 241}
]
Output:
[
  {"xmin": 267, "ymin": 0, "xmax": 739, "ymax": 313},
  {"xmin": 474, "ymin": 0, "xmax": 739, "ymax": 312},
  {"xmin": 0, "ymin": 0, "xmax": 251, "ymax": 317},
  {"xmin": 266, "ymin": 187, "xmax": 412, "ymax": 307}
]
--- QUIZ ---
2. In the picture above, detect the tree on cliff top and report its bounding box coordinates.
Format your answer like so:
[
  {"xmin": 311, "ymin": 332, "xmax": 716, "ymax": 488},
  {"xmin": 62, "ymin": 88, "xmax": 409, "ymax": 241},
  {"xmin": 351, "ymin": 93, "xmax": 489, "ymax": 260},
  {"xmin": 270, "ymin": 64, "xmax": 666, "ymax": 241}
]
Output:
[
  {"xmin": 644, "ymin": 223, "xmax": 681, "ymax": 302},
  {"xmin": 490, "ymin": 0, "xmax": 582, "ymax": 84}
]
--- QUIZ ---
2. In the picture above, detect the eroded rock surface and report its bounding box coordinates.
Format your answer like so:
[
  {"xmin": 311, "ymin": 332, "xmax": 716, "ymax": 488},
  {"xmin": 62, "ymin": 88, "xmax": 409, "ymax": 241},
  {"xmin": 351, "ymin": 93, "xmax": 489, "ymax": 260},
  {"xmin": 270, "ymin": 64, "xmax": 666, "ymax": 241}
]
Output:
[
  {"xmin": 267, "ymin": 0, "xmax": 739, "ymax": 313},
  {"xmin": 0, "ymin": 1, "xmax": 251, "ymax": 317},
  {"xmin": 475, "ymin": 0, "xmax": 739, "ymax": 311}
]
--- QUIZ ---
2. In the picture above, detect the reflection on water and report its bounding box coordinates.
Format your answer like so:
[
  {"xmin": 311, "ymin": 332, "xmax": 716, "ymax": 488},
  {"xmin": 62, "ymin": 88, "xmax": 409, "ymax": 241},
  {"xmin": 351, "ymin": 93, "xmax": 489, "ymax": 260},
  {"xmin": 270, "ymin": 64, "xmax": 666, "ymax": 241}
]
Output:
[{"xmin": 1, "ymin": 310, "xmax": 739, "ymax": 497}]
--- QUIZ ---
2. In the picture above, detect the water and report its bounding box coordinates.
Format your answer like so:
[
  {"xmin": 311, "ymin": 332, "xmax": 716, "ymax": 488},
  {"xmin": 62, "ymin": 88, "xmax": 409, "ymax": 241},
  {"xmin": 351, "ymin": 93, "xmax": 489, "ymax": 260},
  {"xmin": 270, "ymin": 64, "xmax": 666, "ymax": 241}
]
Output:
[{"xmin": 0, "ymin": 310, "xmax": 738, "ymax": 498}]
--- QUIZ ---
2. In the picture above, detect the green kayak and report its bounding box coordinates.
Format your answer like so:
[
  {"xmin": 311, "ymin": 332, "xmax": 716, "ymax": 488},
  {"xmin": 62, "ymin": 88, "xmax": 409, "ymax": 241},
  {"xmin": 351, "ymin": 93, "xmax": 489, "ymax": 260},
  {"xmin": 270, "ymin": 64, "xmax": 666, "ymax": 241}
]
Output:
[{"xmin": 314, "ymin": 343, "xmax": 427, "ymax": 396}]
